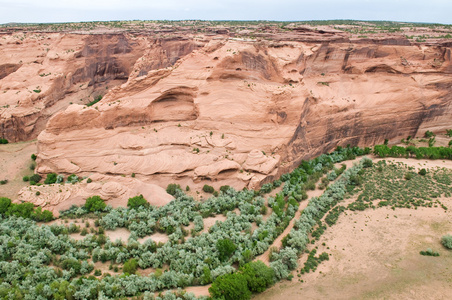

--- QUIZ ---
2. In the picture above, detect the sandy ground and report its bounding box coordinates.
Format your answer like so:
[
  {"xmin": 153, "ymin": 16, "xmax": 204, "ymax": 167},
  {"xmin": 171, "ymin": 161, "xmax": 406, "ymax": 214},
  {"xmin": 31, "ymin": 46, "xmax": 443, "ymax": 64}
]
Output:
[
  {"xmin": 0, "ymin": 140, "xmax": 37, "ymax": 199},
  {"xmin": 258, "ymin": 198, "xmax": 452, "ymax": 300}
]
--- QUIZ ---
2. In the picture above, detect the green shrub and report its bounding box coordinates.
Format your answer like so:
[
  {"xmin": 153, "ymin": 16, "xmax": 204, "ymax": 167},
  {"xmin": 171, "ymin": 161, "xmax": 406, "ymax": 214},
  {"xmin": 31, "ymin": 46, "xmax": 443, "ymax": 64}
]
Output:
[
  {"xmin": 66, "ymin": 174, "xmax": 78, "ymax": 184},
  {"xmin": 44, "ymin": 173, "xmax": 58, "ymax": 184},
  {"xmin": 22, "ymin": 176, "xmax": 30, "ymax": 182},
  {"xmin": 123, "ymin": 258, "xmax": 138, "ymax": 275},
  {"xmin": 0, "ymin": 180, "xmax": 7, "ymax": 185},
  {"xmin": 420, "ymin": 248, "xmax": 439, "ymax": 256},
  {"xmin": 404, "ymin": 172, "xmax": 413, "ymax": 180},
  {"xmin": 446, "ymin": 129, "xmax": 452, "ymax": 137},
  {"xmin": 220, "ymin": 185, "xmax": 231, "ymax": 193},
  {"xmin": 84, "ymin": 196, "xmax": 106, "ymax": 212},
  {"xmin": 166, "ymin": 183, "xmax": 181, "ymax": 196},
  {"xmin": 29, "ymin": 174, "xmax": 42, "ymax": 184},
  {"xmin": 425, "ymin": 130, "xmax": 435, "ymax": 138},
  {"xmin": 127, "ymin": 195, "xmax": 148, "ymax": 209},
  {"xmin": 87, "ymin": 95, "xmax": 102, "ymax": 107},
  {"xmin": 31, "ymin": 207, "xmax": 53, "ymax": 222},
  {"xmin": 441, "ymin": 234, "xmax": 452, "ymax": 249},
  {"xmin": 0, "ymin": 138, "xmax": 8, "ymax": 144},
  {"xmin": 362, "ymin": 157, "xmax": 373, "ymax": 168},
  {"xmin": 31, "ymin": 154, "xmax": 37, "ymax": 160},
  {"xmin": 418, "ymin": 168, "xmax": 427, "ymax": 176},
  {"xmin": 203, "ymin": 184, "xmax": 215, "ymax": 193},
  {"xmin": 87, "ymin": 178, "xmax": 92, "ymax": 183},
  {"xmin": 94, "ymin": 269, "xmax": 102, "ymax": 276}
]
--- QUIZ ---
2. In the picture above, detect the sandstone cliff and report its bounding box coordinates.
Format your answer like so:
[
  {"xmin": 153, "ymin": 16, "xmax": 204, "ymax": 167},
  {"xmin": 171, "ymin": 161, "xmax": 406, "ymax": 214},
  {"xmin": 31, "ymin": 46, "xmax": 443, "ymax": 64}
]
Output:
[{"xmin": 1, "ymin": 21, "xmax": 451, "ymax": 208}]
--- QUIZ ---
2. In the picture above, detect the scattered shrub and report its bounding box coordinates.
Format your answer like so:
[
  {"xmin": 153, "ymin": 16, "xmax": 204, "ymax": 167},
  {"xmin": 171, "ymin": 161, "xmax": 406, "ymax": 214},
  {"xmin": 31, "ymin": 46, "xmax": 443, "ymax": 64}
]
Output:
[
  {"xmin": 441, "ymin": 234, "xmax": 452, "ymax": 249},
  {"xmin": 203, "ymin": 184, "xmax": 215, "ymax": 194},
  {"xmin": 420, "ymin": 248, "xmax": 439, "ymax": 256},
  {"xmin": 29, "ymin": 174, "xmax": 42, "ymax": 184},
  {"xmin": 418, "ymin": 168, "xmax": 427, "ymax": 176},
  {"xmin": 166, "ymin": 183, "xmax": 181, "ymax": 196}
]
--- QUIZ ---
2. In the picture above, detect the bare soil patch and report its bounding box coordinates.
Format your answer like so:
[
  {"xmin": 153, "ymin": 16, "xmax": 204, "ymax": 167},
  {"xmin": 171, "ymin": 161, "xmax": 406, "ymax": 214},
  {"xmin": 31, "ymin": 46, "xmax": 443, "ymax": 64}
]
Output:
[{"xmin": 0, "ymin": 140, "xmax": 37, "ymax": 199}]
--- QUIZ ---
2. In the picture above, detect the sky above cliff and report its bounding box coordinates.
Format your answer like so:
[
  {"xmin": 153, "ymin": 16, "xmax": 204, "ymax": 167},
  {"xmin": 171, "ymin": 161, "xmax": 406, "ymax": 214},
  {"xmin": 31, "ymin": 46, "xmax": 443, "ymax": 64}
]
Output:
[{"xmin": 0, "ymin": 0, "xmax": 450, "ymax": 24}]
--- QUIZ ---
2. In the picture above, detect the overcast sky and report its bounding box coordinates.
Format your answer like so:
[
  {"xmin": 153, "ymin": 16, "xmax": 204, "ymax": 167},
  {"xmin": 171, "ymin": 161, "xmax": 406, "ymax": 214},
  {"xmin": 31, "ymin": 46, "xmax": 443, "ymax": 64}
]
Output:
[{"xmin": 0, "ymin": 0, "xmax": 450, "ymax": 24}]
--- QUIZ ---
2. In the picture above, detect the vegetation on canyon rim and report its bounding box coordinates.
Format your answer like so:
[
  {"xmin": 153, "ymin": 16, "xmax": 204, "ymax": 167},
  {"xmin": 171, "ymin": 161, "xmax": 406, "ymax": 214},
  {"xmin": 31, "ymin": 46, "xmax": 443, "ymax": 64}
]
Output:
[{"xmin": 0, "ymin": 142, "xmax": 451, "ymax": 299}]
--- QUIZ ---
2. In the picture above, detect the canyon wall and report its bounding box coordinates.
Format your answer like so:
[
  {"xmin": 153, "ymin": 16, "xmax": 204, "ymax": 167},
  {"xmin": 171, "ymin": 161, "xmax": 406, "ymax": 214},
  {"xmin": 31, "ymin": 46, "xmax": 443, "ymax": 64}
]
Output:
[
  {"xmin": 0, "ymin": 32, "xmax": 199, "ymax": 141},
  {"xmin": 36, "ymin": 38, "xmax": 452, "ymax": 191},
  {"xmin": 1, "ymin": 24, "xmax": 451, "ymax": 201}
]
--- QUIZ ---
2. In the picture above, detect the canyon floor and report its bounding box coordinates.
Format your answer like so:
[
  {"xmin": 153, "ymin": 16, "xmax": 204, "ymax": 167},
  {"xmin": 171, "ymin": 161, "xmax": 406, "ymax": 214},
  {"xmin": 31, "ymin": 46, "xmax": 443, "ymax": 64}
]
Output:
[{"xmin": 259, "ymin": 196, "xmax": 452, "ymax": 300}]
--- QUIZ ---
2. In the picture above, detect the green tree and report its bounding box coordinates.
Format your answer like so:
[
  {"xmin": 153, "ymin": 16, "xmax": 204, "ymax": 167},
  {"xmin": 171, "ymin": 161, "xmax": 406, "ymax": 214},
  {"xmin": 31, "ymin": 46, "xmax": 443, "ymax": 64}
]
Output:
[
  {"xmin": 84, "ymin": 196, "xmax": 106, "ymax": 212},
  {"xmin": 44, "ymin": 173, "xmax": 58, "ymax": 184},
  {"xmin": 209, "ymin": 273, "xmax": 251, "ymax": 300},
  {"xmin": 216, "ymin": 239, "xmax": 237, "ymax": 262},
  {"xmin": 240, "ymin": 261, "xmax": 275, "ymax": 293},
  {"xmin": 127, "ymin": 195, "xmax": 148, "ymax": 209},
  {"xmin": 123, "ymin": 258, "xmax": 138, "ymax": 275},
  {"xmin": 0, "ymin": 197, "xmax": 12, "ymax": 215}
]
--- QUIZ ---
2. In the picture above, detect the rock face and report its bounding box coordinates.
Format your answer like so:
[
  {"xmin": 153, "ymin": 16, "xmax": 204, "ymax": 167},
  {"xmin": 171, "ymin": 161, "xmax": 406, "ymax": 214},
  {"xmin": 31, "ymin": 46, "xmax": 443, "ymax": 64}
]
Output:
[
  {"xmin": 0, "ymin": 32, "xmax": 199, "ymax": 141},
  {"xmin": 2, "ymin": 22, "xmax": 452, "ymax": 197},
  {"xmin": 36, "ymin": 39, "xmax": 452, "ymax": 191}
]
